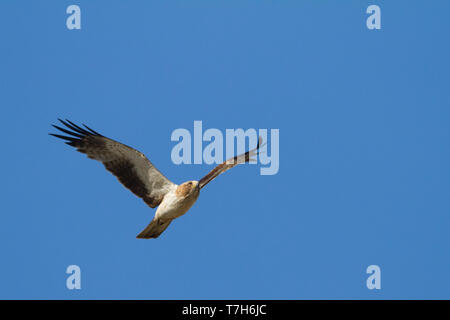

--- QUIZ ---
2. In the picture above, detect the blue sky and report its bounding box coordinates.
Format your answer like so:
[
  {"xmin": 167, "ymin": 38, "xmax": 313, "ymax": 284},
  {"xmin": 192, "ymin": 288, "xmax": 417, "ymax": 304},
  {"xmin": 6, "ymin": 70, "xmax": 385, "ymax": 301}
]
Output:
[{"xmin": 0, "ymin": 1, "xmax": 449, "ymax": 299}]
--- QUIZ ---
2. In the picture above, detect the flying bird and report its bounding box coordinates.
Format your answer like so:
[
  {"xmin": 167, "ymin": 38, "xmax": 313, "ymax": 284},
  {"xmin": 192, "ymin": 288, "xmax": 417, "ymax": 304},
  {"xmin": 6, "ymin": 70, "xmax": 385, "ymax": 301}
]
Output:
[{"xmin": 50, "ymin": 119, "xmax": 262, "ymax": 239}]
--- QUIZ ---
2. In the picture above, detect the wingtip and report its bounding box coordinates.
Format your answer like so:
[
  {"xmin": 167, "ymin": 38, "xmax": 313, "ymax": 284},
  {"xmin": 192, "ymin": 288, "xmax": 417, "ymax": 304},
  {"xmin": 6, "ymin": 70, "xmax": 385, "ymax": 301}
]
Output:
[{"xmin": 82, "ymin": 123, "xmax": 102, "ymax": 136}]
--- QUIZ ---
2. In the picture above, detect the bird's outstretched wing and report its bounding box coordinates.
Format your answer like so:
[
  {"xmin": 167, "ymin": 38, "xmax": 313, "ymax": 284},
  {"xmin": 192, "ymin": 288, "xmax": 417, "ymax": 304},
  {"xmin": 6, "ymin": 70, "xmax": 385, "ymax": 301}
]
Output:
[
  {"xmin": 50, "ymin": 119, "xmax": 175, "ymax": 208},
  {"xmin": 198, "ymin": 136, "xmax": 262, "ymax": 189}
]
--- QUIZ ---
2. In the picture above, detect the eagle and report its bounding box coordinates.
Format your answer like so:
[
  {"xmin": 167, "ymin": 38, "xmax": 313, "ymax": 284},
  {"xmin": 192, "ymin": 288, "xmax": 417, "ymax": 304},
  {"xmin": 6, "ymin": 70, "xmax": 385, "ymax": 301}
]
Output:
[{"xmin": 50, "ymin": 119, "xmax": 262, "ymax": 239}]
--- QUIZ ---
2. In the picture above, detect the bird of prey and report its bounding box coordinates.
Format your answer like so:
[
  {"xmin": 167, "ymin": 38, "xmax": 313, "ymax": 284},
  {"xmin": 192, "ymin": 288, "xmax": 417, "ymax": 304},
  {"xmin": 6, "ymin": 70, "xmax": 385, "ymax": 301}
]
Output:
[{"xmin": 50, "ymin": 119, "xmax": 262, "ymax": 239}]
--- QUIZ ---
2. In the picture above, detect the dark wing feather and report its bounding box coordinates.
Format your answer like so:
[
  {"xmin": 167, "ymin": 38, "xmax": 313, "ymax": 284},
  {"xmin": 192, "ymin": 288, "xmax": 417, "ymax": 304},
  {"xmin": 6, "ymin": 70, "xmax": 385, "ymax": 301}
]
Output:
[
  {"xmin": 198, "ymin": 136, "xmax": 262, "ymax": 189},
  {"xmin": 50, "ymin": 119, "xmax": 174, "ymax": 208}
]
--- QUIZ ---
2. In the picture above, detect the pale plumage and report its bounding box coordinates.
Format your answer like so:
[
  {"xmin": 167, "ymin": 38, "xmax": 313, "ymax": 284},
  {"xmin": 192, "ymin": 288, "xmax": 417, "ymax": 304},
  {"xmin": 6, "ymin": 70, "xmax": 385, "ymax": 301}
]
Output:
[{"xmin": 50, "ymin": 119, "xmax": 261, "ymax": 239}]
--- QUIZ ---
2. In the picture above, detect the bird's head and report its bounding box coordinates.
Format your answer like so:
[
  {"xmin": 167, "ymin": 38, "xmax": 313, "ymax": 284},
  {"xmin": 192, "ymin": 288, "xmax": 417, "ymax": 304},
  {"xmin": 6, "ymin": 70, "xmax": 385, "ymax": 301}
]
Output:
[{"xmin": 175, "ymin": 180, "xmax": 200, "ymax": 199}]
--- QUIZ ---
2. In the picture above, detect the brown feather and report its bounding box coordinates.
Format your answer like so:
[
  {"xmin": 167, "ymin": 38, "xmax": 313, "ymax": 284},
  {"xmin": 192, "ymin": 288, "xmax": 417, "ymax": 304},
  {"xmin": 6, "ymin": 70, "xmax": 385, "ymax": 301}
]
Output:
[
  {"xmin": 198, "ymin": 136, "xmax": 262, "ymax": 189},
  {"xmin": 50, "ymin": 120, "xmax": 174, "ymax": 208}
]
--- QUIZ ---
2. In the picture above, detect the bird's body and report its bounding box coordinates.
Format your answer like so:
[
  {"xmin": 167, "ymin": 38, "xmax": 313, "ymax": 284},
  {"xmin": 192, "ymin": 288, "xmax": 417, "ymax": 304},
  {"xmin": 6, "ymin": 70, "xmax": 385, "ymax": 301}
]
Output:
[
  {"xmin": 156, "ymin": 182, "xmax": 200, "ymax": 221},
  {"xmin": 138, "ymin": 181, "xmax": 200, "ymax": 238},
  {"xmin": 50, "ymin": 119, "xmax": 261, "ymax": 239}
]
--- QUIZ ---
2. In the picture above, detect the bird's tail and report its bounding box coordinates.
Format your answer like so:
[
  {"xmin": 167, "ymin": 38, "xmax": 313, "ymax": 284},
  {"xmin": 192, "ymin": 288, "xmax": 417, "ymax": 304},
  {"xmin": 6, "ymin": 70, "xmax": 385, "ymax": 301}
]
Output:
[{"xmin": 136, "ymin": 218, "xmax": 173, "ymax": 239}]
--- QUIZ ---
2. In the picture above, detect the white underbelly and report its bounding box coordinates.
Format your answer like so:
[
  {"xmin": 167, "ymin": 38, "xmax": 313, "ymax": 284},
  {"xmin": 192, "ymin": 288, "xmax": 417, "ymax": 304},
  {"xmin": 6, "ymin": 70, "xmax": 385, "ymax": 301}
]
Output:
[{"xmin": 155, "ymin": 191, "xmax": 199, "ymax": 221}]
